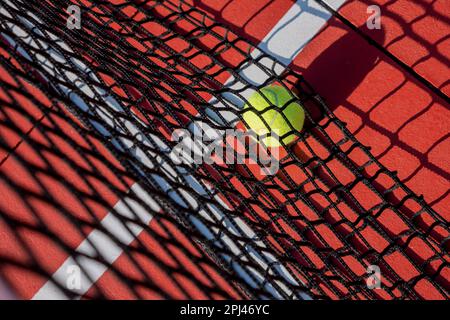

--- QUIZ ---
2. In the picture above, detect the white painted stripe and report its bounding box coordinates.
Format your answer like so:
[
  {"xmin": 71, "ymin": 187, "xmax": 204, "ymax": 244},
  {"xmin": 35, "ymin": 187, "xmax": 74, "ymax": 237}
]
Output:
[
  {"xmin": 1, "ymin": 0, "xmax": 345, "ymax": 299},
  {"xmin": 0, "ymin": 278, "xmax": 16, "ymax": 300},
  {"xmin": 206, "ymin": 0, "xmax": 347, "ymax": 125},
  {"xmin": 261, "ymin": 0, "xmax": 345, "ymax": 66},
  {"xmin": 32, "ymin": 184, "xmax": 158, "ymax": 299}
]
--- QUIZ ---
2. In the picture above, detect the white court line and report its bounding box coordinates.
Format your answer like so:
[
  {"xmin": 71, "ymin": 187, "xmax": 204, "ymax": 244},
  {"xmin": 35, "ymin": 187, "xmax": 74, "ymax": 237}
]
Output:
[
  {"xmin": 0, "ymin": 278, "xmax": 16, "ymax": 300},
  {"xmin": 32, "ymin": 184, "xmax": 158, "ymax": 300},
  {"xmin": 205, "ymin": 0, "xmax": 346, "ymax": 125},
  {"xmin": 0, "ymin": 0, "xmax": 345, "ymax": 299}
]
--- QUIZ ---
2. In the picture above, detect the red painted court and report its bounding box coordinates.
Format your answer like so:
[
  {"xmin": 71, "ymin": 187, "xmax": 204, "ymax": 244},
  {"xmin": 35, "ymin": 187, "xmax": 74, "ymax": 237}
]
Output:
[{"xmin": 0, "ymin": 0, "xmax": 448, "ymax": 300}]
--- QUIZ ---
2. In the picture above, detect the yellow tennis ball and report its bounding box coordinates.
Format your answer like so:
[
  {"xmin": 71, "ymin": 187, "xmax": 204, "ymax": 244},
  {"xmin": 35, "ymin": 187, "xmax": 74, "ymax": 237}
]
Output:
[{"xmin": 243, "ymin": 85, "xmax": 305, "ymax": 147}]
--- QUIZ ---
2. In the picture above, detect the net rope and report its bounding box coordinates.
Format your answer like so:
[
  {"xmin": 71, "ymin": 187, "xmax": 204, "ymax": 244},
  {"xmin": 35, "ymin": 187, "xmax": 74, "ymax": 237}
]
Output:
[{"xmin": 0, "ymin": 0, "xmax": 448, "ymax": 300}]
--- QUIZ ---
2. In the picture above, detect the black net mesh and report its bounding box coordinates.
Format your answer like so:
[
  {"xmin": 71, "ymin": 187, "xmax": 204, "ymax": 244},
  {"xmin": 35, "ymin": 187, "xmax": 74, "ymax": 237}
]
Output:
[{"xmin": 0, "ymin": 0, "xmax": 448, "ymax": 300}]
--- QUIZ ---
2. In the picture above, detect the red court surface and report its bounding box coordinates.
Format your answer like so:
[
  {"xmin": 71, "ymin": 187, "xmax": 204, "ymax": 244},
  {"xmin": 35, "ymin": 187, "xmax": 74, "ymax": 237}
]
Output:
[{"xmin": 0, "ymin": 0, "xmax": 448, "ymax": 299}]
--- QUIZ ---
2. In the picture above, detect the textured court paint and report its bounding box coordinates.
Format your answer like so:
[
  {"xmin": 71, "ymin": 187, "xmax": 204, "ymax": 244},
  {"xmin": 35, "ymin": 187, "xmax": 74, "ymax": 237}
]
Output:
[
  {"xmin": 0, "ymin": 48, "xmax": 48, "ymax": 163},
  {"xmin": 82, "ymin": 214, "xmax": 246, "ymax": 299},
  {"xmin": 205, "ymin": 0, "xmax": 348, "ymax": 125},
  {"xmin": 0, "ymin": 0, "xmax": 282, "ymax": 298},
  {"xmin": 6, "ymin": 0, "xmax": 446, "ymax": 300},
  {"xmin": 3, "ymin": 0, "xmax": 339, "ymax": 299},
  {"xmin": 81, "ymin": 0, "xmax": 348, "ymax": 299},
  {"xmin": 0, "ymin": 102, "xmax": 133, "ymax": 299},
  {"xmin": 89, "ymin": 0, "xmax": 448, "ymax": 300},
  {"xmin": 337, "ymin": 0, "xmax": 450, "ymax": 96},
  {"xmin": 0, "ymin": 278, "xmax": 15, "ymax": 299},
  {"xmin": 292, "ymin": 2, "xmax": 449, "ymax": 218},
  {"xmin": 32, "ymin": 184, "xmax": 156, "ymax": 299},
  {"xmin": 0, "ymin": 0, "xmax": 167, "ymax": 299},
  {"xmin": 0, "ymin": 3, "xmax": 156, "ymax": 299},
  {"xmin": 190, "ymin": 0, "xmax": 296, "ymax": 44},
  {"xmin": 289, "ymin": 3, "xmax": 448, "ymax": 299},
  {"xmin": 183, "ymin": 0, "xmax": 448, "ymax": 299}
]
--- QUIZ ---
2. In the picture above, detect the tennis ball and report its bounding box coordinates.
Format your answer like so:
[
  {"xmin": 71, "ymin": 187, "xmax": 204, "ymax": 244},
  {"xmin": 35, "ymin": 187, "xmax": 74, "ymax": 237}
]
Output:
[{"xmin": 242, "ymin": 85, "xmax": 305, "ymax": 147}]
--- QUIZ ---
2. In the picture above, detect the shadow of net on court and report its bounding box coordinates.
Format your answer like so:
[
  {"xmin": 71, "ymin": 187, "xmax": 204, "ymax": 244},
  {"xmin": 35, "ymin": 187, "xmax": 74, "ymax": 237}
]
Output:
[{"xmin": 0, "ymin": 0, "xmax": 448, "ymax": 299}]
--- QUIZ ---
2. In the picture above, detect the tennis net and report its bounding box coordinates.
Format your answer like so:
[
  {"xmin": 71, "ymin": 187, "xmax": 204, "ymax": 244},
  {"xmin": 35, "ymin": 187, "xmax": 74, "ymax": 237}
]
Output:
[{"xmin": 0, "ymin": 0, "xmax": 448, "ymax": 300}]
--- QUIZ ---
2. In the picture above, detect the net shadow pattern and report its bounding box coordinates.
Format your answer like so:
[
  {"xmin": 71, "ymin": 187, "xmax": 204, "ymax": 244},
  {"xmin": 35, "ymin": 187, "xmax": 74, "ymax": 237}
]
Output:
[{"xmin": 0, "ymin": 0, "xmax": 448, "ymax": 300}]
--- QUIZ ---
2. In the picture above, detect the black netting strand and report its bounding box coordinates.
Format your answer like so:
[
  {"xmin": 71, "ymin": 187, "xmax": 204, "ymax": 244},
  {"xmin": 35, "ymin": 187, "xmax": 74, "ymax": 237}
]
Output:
[{"xmin": 0, "ymin": 0, "xmax": 448, "ymax": 300}]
